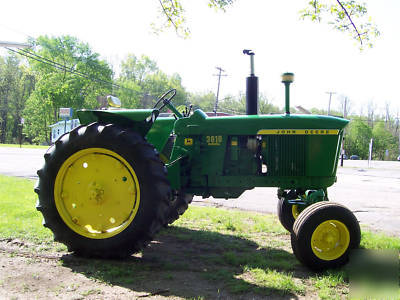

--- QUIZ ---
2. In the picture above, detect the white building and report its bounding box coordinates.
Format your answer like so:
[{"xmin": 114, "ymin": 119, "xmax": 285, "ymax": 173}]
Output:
[{"xmin": 49, "ymin": 119, "xmax": 80, "ymax": 143}]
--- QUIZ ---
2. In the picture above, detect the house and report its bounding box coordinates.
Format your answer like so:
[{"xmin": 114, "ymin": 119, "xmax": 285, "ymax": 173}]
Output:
[{"xmin": 49, "ymin": 119, "xmax": 80, "ymax": 143}]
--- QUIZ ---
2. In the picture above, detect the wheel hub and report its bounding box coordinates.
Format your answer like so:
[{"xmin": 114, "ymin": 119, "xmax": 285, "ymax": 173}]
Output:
[
  {"xmin": 54, "ymin": 148, "xmax": 140, "ymax": 239},
  {"xmin": 311, "ymin": 220, "xmax": 350, "ymax": 261},
  {"xmin": 89, "ymin": 182, "xmax": 105, "ymax": 204}
]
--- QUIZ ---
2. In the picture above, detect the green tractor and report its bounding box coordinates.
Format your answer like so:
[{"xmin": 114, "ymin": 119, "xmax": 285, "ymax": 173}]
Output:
[{"xmin": 35, "ymin": 51, "xmax": 360, "ymax": 271}]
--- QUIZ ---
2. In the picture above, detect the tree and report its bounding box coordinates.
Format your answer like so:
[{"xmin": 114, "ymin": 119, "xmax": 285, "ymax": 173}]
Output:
[
  {"xmin": 120, "ymin": 54, "xmax": 158, "ymax": 84},
  {"xmin": 0, "ymin": 55, "xmax": 19, "ymax": 143},
  {"xmin": 188, "ymin": 91, "xmax": 215, "ymax": 111},
  {"xmin": 156, "ymin": 0, "xmax": 379, "ymax": 48},
  {"xmin": 0, "ymin": 55, "xmax": 34, "ymax": 144},
  {"xmin": 259, "ymin": 94, "xmax": 281, "ymax": 114},
  {"xmin": 23, "ymin": 35, "xmax": 113, "ymax": 144},
  {"xmin": 116, "ymin": 54, "xmax": 188, "ymax": 109},
  {"xmin": 344, "ymin": 118, "xmax": 372, "ymax": 159},
  {"xmin": 372, "ymin": 122, "xmax": 398, "ymax": 160}
]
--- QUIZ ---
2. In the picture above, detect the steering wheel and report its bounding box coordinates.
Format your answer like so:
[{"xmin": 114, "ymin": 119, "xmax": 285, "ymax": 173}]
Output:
[{"xmin": 153, "ymin": 89, "xmax": 177, "ymax": 111}]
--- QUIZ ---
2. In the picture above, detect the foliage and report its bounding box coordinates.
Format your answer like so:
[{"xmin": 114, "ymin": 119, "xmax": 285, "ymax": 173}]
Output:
[
  {"xmin": 22, "ymin": 35, "xmax": 113, "ymax": 144},
  {"xmin": 344, "ymin": 117, "xmax": 399, "ymax": 160},
  {"xmin": 259, "ymin": 94, "xmax": 282, "ymax": 115},
  {"xmin": 0, "ymin": 55, "xmax": 34, "ymax": 144},
  {"xmin": 300, "ymin": 0, "xmax": 380, "ymax": 49},
  {"xmin": 372, "ymin": 122, "xmax": 398, "ymax": 160},
  {"xmin": 344, "ymin": 118, "xmax": 372, "ymax": 159},
  {"xmin": 188, "ymin": 92, "xmax": 281, "ymax": 115},
  {"xmin": 188, "ymin": 91, "xmax": 216, "ymax": 112},
  {"xmin": 156, "ymin": 0, "xmax": 379, "ymax": 49},
  {"xmin": 116, "ymin": 54, "xmax": 188, "ymax": 109}
]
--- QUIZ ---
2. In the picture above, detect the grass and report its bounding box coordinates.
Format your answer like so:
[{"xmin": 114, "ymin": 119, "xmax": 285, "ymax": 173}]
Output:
[
  {"xmin": 0, "ymin": 143, "xmax": 48, "ymax": 149},
  {"xmin": 0, "ymin": 176, "xmax": 52, "ymax": 244},
  {"xmin": 0, "ymin": 174, "xmax": 399, "ymax": 299}
]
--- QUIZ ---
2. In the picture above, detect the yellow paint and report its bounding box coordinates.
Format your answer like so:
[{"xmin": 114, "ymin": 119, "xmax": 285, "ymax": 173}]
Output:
[
  {"xmin": 184, "ymin": 138, "xmax": 193, "ymax": 146},
  {"xmin": 206, "ymin": 135, "xmax": 223, "ymax": 146},
  {"xmin": 54, "ymin": 148, "xmax": 140, "ymax": 239},
  {"xmin": 281, "ymin": 73, "xmax": 294, "ymax": 82},
  {"xmin": 292, "ymin": 205, "xmax": 300, "ymax": 219},
  {"xmin": 257, "ymin": 129, "xmax": 339, "ymax": 135},
  {"xmin": 311, "ymin": 219, "xmax": 350, "ymax": 261},
  {"xmin": 231, "ymin": 140, "xmax": 238, "ymax": 146},
  {"xmin": 159, "ymin": 153, "xmax": 169, "ymax": 164}
]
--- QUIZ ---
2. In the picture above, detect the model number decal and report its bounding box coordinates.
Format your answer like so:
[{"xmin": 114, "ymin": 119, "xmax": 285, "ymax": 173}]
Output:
[
  {"xmin": 206, "ymin": 135, "xmax": 223, "ymax": 145},
  {"xmin": 257, "ymin": 129, "xmax": 339, "ymax": 135}
]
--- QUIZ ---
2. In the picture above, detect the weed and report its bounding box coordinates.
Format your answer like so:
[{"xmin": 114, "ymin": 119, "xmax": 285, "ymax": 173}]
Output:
[
  {"xmin": 313, "ymin": 271, "xmax": 347, "ymax": 299},
  {"xmin": 81, "ymin": 288, "xmax": 102, "ymax": 296}
]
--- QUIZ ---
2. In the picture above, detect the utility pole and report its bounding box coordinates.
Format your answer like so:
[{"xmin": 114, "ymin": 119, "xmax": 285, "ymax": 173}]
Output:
[
  {"xmin": 326, "ymin": 91, "xmax": 336, "ymax": 115},
  {"xmin": 343, "ymin": 97, "xmax": 348, "ymax": 118},
  {"xmin": 213, "ymin": 67, "xmax": 227, "ymax": 115}
]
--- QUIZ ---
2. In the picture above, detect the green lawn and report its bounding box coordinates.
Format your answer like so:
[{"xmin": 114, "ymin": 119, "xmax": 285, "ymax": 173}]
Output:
[
  {"xmin": 0, "ymin": 143, "xmax": 48, "ymax": 149},
  {"xmin": 0, "ymin": 174, "xmax": 398, "ymax": 299}
]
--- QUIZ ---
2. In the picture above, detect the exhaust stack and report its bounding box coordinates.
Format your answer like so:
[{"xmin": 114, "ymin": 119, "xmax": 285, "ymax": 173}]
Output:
[
  {"xmin": 281, "ymin": 72, "xmax": 294, "ymax": 115},
  {"xmin": 243, "ymin": 50, "xmax": 258, "ymax": 115}
]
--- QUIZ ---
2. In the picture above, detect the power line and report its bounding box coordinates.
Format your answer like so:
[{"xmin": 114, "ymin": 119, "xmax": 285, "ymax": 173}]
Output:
[{"xmin": 5, "ymin": 47, "xmax": 139, "ymax": 94}]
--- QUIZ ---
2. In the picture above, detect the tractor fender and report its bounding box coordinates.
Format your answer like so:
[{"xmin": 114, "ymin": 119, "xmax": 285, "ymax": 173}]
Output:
[{"xmin": 77, "ymin": 109, "xmax": 159, "ymax": 137}]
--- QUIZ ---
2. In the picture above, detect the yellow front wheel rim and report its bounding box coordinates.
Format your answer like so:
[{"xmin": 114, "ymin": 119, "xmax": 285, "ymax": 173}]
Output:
[
  {"xmin": 54, "ymin": 148, "xmax": 140, "ymax": 239},
  {"xmin": 311, "ymin": 220, "xmax": 350, "ymax": 261},
  {"xmin": 292, "ymin": 205, "xmax": 300, "ymax": 219}
]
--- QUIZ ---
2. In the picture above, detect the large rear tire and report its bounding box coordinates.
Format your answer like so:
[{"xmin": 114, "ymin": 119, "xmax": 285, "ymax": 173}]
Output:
[
  {"xmin": 290, "ymin": 202, "xmax": 360, "ymax": 271},
  {"xmin": 35, "ymin": 123, "xmax": 171, "ymax": 258}
]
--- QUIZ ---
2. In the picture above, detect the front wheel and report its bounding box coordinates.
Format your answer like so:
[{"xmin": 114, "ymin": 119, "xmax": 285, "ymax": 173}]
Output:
[
  {"xmin": 165, "ymin": 191, "xmax": 193, "ymax": 225},
  {"xmin": 35, "ymin": 123, "xmax": 171, "ymax": 258},
  {"xmin": 290, "ymin": 202, "xmax": 360, "ymax": 271},
  {"xmin": 277, "ymin": 197, "xmax": 300, "ymax": 232}
]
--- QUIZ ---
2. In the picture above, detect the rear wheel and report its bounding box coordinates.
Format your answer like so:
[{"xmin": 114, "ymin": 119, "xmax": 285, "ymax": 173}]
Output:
[
  {"xmin": 290, "ymin": 202, "xmax": 360, "ymax": 271},
  {"xmin": 35, "ymin": 123, "xmax": 171, "ymax": 258}
]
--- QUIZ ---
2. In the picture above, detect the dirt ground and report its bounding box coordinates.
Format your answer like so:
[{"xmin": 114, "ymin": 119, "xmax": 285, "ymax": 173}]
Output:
[{"xmin": 0, "ymin": 231, "xmax": 308, "ymax": 300}]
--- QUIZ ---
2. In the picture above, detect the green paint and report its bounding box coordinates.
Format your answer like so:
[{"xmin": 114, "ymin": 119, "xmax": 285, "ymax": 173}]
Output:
[{"xmin": 77, "ymin": 105, "xmax": 348, "ymax": 200}]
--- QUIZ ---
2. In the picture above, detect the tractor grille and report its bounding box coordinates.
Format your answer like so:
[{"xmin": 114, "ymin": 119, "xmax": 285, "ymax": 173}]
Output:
[{"xmin": 264, "ymin": 135, "xmax": 305, "ymax": 176}]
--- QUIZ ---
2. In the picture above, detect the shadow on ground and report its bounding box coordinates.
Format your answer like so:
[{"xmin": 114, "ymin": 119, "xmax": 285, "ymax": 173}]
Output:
[{"xmin": 61, "ymin": 226, "xmax": 311, "ymax": 299}]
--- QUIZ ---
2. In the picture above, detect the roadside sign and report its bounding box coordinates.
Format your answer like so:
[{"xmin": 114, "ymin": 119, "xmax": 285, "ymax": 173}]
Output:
[{"xmin": 59, "ymin": 108, "xmax": 73, "ymax": 118}]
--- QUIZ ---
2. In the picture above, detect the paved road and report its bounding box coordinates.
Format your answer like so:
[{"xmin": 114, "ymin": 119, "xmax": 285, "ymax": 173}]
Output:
[
  {"xmin": 0, "ymin": 147, "xmax": 46, "ymax": 179},
  {"xmin": 1, "ymin": 147, "xmax": 399, "ymax": 236},
  {"xmin": 193, "ymin": 160, "xmax": 400, "ymax": 237}
]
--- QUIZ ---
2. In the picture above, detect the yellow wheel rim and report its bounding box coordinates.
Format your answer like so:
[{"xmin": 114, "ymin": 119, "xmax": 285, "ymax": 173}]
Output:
[
  {"xmin": 54, "ymin": 148, "xmax": 140, "ymax": 239},
  {"xmin": 311, "ymin": 220, "xmax": 350, "ymax": 261},
  {"xmin": 292, "ymin": 205, "xmax": 300, "ymax": 219}
]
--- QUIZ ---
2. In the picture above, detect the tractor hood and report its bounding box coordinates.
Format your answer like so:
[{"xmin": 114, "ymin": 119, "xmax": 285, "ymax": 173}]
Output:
[{"xmin": 174, "ymin": 109, "xmax": 349, "ymax": 136}]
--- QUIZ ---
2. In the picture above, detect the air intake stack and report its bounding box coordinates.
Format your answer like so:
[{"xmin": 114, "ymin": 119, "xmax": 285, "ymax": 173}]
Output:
[
  {"xmin": 243, "ymin": 49, "xmax": 258, "ymax": 115},
  {"xmin": 281, "ymin": 72, "xmax": 294, "ymax": 115}
]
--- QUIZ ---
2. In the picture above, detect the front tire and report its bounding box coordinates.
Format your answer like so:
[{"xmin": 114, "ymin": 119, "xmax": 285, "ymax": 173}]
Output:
[
  {"xmin": 290, "ymin": 202, "xmax": 360, "ymax": 271},
  {"xmin": 277, "ymin": 197, "xmax": 300, "ymax": 232},
  {"xmin": 35, "ymin": 123, "xmax": 171, "ymax": 258},
  {"xmin": 165, "ymin": 191, "xmax": 193, "ymax": 225}
]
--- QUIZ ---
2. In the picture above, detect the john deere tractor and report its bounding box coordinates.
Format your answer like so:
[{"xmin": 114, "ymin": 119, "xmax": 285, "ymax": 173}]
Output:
[{"xmin": 35, "ymin": 51, "xmax": 360, "ymax": 271}]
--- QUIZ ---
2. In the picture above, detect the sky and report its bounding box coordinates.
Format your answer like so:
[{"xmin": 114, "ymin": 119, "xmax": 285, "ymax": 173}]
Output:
[{"xmin": 1, "ymin": 0, "xmax": 399, "ymax": 116}]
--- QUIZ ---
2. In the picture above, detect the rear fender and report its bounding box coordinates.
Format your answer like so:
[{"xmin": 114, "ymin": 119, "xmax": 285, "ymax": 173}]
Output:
[{"xmin": 77, "ymin": 109, "xmax": 159, "ymax": 137}]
